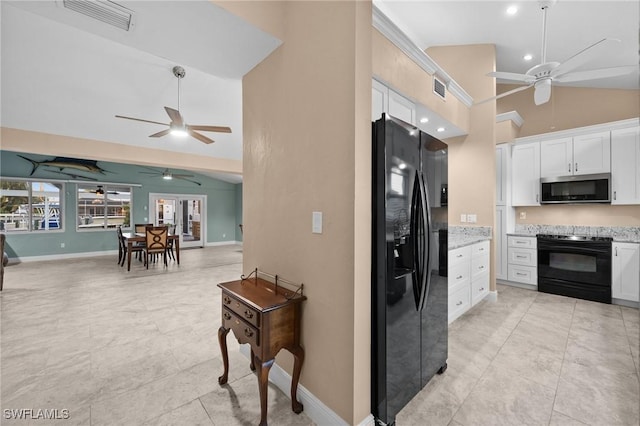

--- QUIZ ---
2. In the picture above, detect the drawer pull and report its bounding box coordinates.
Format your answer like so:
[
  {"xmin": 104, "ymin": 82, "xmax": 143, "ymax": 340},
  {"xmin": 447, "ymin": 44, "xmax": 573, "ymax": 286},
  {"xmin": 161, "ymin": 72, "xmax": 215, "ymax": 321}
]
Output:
[
  {"xmin": 456, "ymin": 254, "xmax": 463, "ymax": 258},
  {"xmin": 223, "ymin": 312, "xmax": 231, "ymax": 320},
  {"xmin": 516, "ymin": 272, "xmax": 526, "ymax": 276},
  {"xmin": 235, "ymin": 319, "xmax": 240, "ymax": 325},
  {"xmin": 479, "ymin": 266, "xmax": 485, "ymax": 270},
  {"xmin": 223, "ymin": 296, "xmax": 231, "ymax": 305},
  {"xmin": 478, "ymin": 248, "xmax": 484, "ymax": 251},
  {"xmin": 456, "ymin": 275, "xmax": 463, "ymax": 280},
  {"xmin": 244, "ymin": 310, "xmax": 254, "ymax": 319},
  {"xmin": 479, "ymin": 287, "xmax": 485, "ymax": 291},
  {"xmin": 516, "ymin": 255, "xmax": 526, "ymax": 259},
  {"xmin": 516, "ymin": 241, "xmax": 526, "ymax": 244},
  {"xmin": 244, "ymin": 328, "xmax": 254, "ymax": 338},
  {"xmin": 456, "ymin": 301, "xmax": 463, "ymax": 306}
]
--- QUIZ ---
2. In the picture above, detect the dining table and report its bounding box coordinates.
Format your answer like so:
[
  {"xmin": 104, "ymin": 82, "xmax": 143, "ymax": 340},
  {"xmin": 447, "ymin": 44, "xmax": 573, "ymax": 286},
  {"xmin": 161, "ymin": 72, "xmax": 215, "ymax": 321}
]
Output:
[{"xmin": 122, "ymin": 232, "xmax": 180, "ymax": 271}]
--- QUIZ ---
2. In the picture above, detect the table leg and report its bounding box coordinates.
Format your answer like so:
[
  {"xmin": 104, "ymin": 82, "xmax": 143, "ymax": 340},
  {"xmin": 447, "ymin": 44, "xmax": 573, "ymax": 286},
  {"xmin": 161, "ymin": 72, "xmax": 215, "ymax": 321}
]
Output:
[
  {"xmin": 217, "ymin": 326, "xmax": 230, "ymax": 385},
  {"xmin": 289, "ymin": 345, "xmax": 305, "ymax": 414},
  {"xmin": 127, "ymin": 241, "xmax": 133, "ymax": 271},
  {"xmin": 175, "ymin": 237, "xmax": 180, "ymax": 265},
  {"xmin": 250, "ymin": 348, "xmax": 256, "ymax": 371},
  {"xmin": 256, "ymin": 356, "xmax": 274, "ymax": 426}
]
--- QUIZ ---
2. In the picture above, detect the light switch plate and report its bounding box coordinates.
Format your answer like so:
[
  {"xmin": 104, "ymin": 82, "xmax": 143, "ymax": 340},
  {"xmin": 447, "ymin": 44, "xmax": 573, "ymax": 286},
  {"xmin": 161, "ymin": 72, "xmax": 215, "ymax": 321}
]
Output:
[
  {"xmin": 460, "ymin": 214, "xmax": 467, "ymax": 223},
  {"xmin": 312, "ymin": 211, "xmax": 323, "ymax": 234},
  {"xmin": 467, "ymin": 214, "xmax": 477, "ymax": 223}
]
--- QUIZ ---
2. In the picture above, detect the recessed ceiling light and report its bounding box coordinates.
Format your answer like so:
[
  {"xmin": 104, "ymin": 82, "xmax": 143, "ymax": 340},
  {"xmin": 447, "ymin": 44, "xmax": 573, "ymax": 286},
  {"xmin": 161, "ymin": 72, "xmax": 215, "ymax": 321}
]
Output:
[
  {"xmin": 420, "ymin": 117, "xmax": 429, "ymax": 124},
  {"xmin": 436, "ymin": 127, "xmax": 445, "ymax": 133},
  {"xmin": 523, "ymin": 54, "xmax": 533, "ymax": 61},
  {"xmin": 506, "ymin": 5, "xmax": 518, "ymax": 15}
]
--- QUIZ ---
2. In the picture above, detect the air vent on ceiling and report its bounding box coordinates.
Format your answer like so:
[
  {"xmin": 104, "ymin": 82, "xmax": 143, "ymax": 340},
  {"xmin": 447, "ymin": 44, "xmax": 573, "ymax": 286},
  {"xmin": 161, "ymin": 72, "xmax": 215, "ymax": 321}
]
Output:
[
  {"xmin": 61, "ymin": 0, "xmax": 135, "ymax": 31},
  {"xmin": 433, "ymin": 77, "xmax": 446, "ymax": 100}
]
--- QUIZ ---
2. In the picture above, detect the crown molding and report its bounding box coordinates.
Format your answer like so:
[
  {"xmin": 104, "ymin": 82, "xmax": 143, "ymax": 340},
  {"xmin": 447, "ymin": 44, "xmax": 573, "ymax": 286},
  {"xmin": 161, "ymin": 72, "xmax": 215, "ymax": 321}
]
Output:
[
  {"xmin": 515, "ymin": 118, "xmax": 639, "ymax": 144},
  {"xmin": 496, "ymin": 111, "xmax": 524, "ymax": 128},
  {"xmin": 372, "ymin": 5, "xmax": 473, "ymax": 108}
]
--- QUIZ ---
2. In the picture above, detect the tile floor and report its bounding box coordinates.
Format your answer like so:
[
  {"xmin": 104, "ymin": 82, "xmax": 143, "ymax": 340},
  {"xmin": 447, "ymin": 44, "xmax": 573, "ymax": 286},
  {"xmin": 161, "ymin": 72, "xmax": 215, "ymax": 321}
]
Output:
[{"xmin": 1, "ymin": 247, "xmax": 638, "ymax": 425}]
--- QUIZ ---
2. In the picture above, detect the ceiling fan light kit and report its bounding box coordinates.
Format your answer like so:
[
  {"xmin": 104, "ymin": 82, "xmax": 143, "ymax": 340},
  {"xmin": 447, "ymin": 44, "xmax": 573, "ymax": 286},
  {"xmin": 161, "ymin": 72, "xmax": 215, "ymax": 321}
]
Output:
[
  {"xmin": 115, "ymin": 65, "xmax": 232, "ymax": 144},
  {"xmin": 477, "ymin": 0, "xmax": 637, "ymax": 106}
]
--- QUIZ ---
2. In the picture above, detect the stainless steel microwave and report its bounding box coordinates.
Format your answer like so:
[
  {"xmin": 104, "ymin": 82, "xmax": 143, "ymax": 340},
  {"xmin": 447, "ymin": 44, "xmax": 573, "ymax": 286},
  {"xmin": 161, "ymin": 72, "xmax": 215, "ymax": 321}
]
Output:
[{"xmin": 540, "ymin": 173, "xmax": 611, "ymax": 204}]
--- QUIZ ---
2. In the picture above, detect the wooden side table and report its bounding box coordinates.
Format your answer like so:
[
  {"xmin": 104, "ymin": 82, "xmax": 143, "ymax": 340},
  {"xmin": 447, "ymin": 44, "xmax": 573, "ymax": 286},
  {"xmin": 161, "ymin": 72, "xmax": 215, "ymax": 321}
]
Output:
[{"xmin": 217, "ymin": 274, "xmax": 306, "ymax": 426}]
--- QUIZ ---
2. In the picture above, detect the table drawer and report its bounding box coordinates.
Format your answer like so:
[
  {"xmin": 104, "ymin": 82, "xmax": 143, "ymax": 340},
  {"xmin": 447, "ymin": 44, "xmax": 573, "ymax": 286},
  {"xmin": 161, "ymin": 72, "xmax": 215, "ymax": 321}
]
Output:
[
  {"xmin": 222, "ymin": 292, "xmax": 260, "ymax": 328},
  {"xmin": 449, "ymin": 245, "xmax": 471, "ymax": 267},
  {"xmin": 508, "ymin": 264, "xmax": 537, "ymax": 285},
  {"xmin": 508, "ymin": 236, "xmax": 536, "ymax": 249},
  {"xmin": 222, "ymin": 307, "xmax": 260, "ymax": 348},
  {"xmin": 448, "ymin": 262, "xmax": 470, "ymax": 288},
  {"xmin": 508, "ymin": 249, "xmax": 537, "ymax": 267}
]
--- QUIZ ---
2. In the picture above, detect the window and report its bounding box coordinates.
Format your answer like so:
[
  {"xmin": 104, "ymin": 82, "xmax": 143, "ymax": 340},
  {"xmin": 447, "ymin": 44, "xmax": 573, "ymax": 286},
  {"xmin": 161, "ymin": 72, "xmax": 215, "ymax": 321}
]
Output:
[
  {"xmin": 77, "ymin": 184, "xmax": 131, "ymax": 230},
  {"xmin": 0, "ymin": 180, "xmax": 63, "ymax": 232}
]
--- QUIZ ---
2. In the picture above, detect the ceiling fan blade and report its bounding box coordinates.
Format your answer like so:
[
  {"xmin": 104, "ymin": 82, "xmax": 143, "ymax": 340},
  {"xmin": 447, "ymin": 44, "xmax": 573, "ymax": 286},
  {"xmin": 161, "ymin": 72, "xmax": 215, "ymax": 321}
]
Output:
[
  {"xmin": 149, "ymin": 129, "xmax": 171, "ymax": 138},
  {"xmin": 172, "ymin": 174, "xmax": 195, "ymax": 178},
  {"xmin": 188, "ymin": 125, "xmax": 232, "ymax": 133},
  {"xmin": 189, "ymin": 130, "xmax": 214, "ymax": 144},
  {"xmin": 487, "ymin": 71, "xmax": 534, "ymax": 84},
  {"xmin": 534, "ymin": 79, "xmax": 552, "ymax": 106},
  {"xmin": 474, "ymin": 84, "xmax": 533, "ymax": 106},
  {"xmin": 174, "ymin": 176, "xmax": 202, "ymax": 186},
  {"xmin": 115, "ymin": 115, "xmax": 168, "ymax": 127},
  {"xmin": 139, "ymin": 172, "xmax": 161, "ymax": 175},
  {"xmin": 164, "ymin": 107, "xmax": 184, "ymax": 125},
  {"xmin": 554, "ymin": 65, "xmax": 638, "ymax": 83},
  {"xmin": 551, "ymin": 38, "xmax": 621, "ymax": 78}
]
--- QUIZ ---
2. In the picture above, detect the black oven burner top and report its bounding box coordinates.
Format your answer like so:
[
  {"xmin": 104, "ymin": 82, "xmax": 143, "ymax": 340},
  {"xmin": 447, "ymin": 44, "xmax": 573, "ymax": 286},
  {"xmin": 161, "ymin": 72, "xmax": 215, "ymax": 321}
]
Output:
[{"xmin": 537, "ymin": 234, "xmax": 613, "ymax": 242}]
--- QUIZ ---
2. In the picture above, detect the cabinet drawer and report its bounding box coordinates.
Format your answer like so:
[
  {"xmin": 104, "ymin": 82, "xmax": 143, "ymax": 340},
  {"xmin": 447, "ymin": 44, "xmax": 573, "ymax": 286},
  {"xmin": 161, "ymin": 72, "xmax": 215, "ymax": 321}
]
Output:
[
  {"xmin": 471, "ymin": 254, "xmax": 489, "ymax": 278},
  {"xmin": 471, "ymin": 273, "xmax": 490, "ymax": 306},
  {"xmin": 222, "ymin": 292, "xmax": 261, "ymax": 328},
  {"xmin": 508, "ymin": 248, "xmax": 537, "ymax": 267},
  {"xmin": 508, "ymin": 236, "xmax": 536, "ymax": 249},
  {"xmin": 448, "ymin": 284, "xmax": 470, "ymax": 323},
  {"xmin": 448, "ymin": 262, "xmax": 470, "ymax": 288},
  {"xmin": 222, "ymin": 307, "xmax": 260, "ymax": 348},
  {"xmin": 508, "ymin": 264, "xmax": 537, "ymax": 285},
  {"xmin": 449, "ymin": 245, "xmax": 471, "ymax": 267},
  {"xmin": 472, "ymin": 240, "xmax": 490, "ymax": 257}
]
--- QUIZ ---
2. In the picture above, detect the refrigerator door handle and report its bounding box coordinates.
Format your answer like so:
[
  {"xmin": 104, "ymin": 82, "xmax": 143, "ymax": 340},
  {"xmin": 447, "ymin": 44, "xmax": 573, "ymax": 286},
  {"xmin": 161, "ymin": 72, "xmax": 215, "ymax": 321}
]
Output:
[
  {"xmin": 418, "ymin": 172, "xmax": 432, "ymax": 311},
  {"xmin": 410, "ymin": 172, "xmax": 422, "ymax": 310}
]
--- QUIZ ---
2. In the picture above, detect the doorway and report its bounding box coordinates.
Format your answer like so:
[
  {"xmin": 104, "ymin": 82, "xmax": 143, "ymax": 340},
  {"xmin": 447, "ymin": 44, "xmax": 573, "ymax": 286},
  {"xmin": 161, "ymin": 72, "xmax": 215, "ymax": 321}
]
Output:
[{"xmin": 149, "ymin": 194, "xmax": 206, "ymax": 249}]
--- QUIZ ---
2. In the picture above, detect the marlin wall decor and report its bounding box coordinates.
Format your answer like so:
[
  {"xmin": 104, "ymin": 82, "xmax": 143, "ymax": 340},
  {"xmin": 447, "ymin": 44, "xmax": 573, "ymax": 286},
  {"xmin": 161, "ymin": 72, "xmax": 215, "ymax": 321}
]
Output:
[{"xmin": 18, "ymin": 156, "xmax": 109, "ymax": 179}]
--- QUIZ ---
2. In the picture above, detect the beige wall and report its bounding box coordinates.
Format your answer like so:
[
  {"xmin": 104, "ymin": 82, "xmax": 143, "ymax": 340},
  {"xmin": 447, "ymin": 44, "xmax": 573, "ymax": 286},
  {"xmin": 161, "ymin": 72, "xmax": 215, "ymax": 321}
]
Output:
[
  {"xmin": 496, "ymin": 120, "xmax": 519, "ymax": 144},
  {"xmin": 497, "ymin": 84, "xmax": 640, "ymax": 137},
  {"xmin": 516, "ymin": 205, "xmax": 640, "ymax": 226},
  {"xmin": 428, "ymin": 44, "xmax": 497, "ymax": 291},
  {"xmin": 0, "ymin": 127, "xmax": 242, "ymax": 175},
  {"xmin": 220, "ymin": 1, "xmax": 372, "ymax": 423},
  {"xmin": 372, "ymin": 29, "xmax": 469, "ymax": 133}
]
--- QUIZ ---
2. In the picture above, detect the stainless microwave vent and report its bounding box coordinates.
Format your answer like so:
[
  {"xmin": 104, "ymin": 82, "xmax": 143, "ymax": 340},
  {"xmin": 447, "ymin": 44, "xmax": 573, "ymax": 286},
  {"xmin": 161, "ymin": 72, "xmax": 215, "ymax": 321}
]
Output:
[
  {"xmin": 60, "ymin": 0, "xmax": 135, "ymax": 31},
  {"xmin": 433, "ymin": 77, "xmax": 446, "ymax": 99}
]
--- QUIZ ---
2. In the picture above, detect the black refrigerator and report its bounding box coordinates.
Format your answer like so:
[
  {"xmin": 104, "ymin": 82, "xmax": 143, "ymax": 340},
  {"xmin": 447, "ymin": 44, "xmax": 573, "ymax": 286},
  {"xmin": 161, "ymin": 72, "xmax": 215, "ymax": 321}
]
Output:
[{"xmin": 371, "ymin": 114, "xmax": 448, "ymax": 425}]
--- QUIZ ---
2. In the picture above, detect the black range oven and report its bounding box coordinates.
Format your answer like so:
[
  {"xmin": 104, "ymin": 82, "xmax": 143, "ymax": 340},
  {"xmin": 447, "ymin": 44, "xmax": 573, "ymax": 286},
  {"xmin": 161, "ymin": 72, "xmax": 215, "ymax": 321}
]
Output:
[{"xmin": 537, "ymin": 234, "xmax": 612, "ymax": 304}]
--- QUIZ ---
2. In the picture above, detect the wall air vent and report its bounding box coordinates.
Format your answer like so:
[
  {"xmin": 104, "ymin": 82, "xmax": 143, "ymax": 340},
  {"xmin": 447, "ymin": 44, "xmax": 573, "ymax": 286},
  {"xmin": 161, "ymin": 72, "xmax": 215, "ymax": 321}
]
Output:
[
  {"xmin": 61, "ymin": 0, "xmax": 135, "ymax": 31},
  {"xmin": 433, "ymin": 77, "xmax": 446, "ymax": 100}
]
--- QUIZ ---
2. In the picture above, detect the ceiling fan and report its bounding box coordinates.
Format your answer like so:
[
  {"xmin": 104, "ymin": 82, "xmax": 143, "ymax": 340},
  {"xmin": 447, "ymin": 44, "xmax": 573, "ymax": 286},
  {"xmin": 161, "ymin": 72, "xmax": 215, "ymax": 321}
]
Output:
[
  {"xmin": 139, "ymin": 167, "xmax": 201, "ymax": 186},
  {"xmin": 115, "ymin": 66, "xmax": 232, "ymax": 144},
  {"xmin": 89, "ymin": 185, "xmax": 119, "ymax": 195},
  {"xmin": 479, "ymin": 0, "xmax": 638, "ymax": 106}
]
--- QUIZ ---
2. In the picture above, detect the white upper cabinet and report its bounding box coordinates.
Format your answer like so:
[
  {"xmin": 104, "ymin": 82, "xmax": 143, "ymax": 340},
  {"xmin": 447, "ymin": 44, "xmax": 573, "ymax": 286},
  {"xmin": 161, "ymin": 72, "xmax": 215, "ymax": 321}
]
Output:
[
  {"xmin": 512, "ymin": 142, "xmax": 540, "ymax": 206},
  {"xmin": 540, "ymin": 132, "xmax": 610, "ymax": 178},
  {"xmin": 372, "ymin": 79, "xmax": 416, "ymax": 126},
  {"xmin": 573, "ymin": 131, "xmax": 611, "ymax": 175},
  {"xmin": 611, "ymin": 127, "xmax": 640, "ymax": 205},
  {"xmin": 388, "ymin": 89, "xmax": 416, "ymax": 125},
  {"xmin": 540, "ymin": 138, "xmax": 572, "ymax": 177},
  {"xmin": 372, "ymin": 79, "xmax": 388, "ymax": 122}
]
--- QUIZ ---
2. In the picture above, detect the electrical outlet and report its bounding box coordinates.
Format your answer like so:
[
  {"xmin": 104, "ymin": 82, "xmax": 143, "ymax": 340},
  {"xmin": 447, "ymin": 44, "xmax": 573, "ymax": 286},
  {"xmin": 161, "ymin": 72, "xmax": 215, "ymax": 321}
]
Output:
[
  {"xmin": 520, "ymin": 211, "xmax": 527, "ymax": 219},
  {"xmin": 460, "ymin": 214, "xmax": 467, "ymax": 223},
  {"xmin": 467, "ymin": 214, "xmax": 477, "ymax": 223}
]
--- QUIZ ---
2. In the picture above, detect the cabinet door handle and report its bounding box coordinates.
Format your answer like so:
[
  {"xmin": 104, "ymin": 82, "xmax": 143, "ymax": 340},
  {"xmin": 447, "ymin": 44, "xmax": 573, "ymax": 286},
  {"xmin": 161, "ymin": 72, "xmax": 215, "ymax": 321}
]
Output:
[
  {"xmin": 568, "ymin": 163, "xmax": 571, "ymax": 173},
  {"xmin": 614, "ymin": 191, "xmax": 617, "ymax": 201},
  {"xmin": 575, "ymin": 162, "xmax": 578, "ymax": 172},
  {"xmin": 244, "ymin": 310, "xmax": 254, "ymax": 319},
  {"xmin": 536, "ymin": 194, "xmax": 539, "ymax": 203},
  {"xmin": 456, "ymin": 275, "xmax": 463, "ymax": 280},
  {"xmin": 456, "ymin": 254, "xmax": 463, "ymax": 258},
  {"xmin": 456, "ymin": 301, "xmax": 463, "ymax": 306},
  {"xmin": 615, "ymin": 247, "xmax": 618, "ymax": 256},
  {"xmin": 244, "ymin": 328, "xmax": 254, "ymax": 338}
]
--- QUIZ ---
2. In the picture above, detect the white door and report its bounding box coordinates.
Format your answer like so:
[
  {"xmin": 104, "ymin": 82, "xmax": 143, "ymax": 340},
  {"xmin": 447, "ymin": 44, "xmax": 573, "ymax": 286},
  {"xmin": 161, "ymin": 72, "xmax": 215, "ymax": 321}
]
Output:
[{"xmin": 149, "ymin": 194, "xmax": 206, "ymax": 249}]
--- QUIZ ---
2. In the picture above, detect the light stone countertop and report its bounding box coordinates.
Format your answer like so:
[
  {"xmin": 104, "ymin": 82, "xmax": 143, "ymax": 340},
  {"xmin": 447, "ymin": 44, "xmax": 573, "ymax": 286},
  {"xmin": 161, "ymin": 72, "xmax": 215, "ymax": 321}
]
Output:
[{"xmin": 448, "ymin": 235, "xmax": 491, "ymax": 250}]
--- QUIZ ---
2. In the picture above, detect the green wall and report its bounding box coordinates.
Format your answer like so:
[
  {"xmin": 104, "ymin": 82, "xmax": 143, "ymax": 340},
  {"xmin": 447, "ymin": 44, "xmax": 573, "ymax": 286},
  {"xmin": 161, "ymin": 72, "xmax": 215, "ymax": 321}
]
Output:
[
  {"xmin": 0, "ymin": 150, "xmax": 243, "ymax": 259},
  {"xmin": 235, "ymin": 184, "xmax": 243, "ymax": 242}
]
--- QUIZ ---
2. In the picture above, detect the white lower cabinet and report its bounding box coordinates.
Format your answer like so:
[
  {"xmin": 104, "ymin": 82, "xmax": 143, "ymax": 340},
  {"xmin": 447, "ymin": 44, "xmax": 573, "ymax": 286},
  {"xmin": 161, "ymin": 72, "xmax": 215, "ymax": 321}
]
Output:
[
  {"xmin": 612, "ymin": 242, "xmax": 640, "ymax": 303},
  {"xmin": 507, "ymin": 236, "xmax": 537, "ymax": 287},
  {"xmin": 448, "ymin": 240, "xmax": 490, "ymax": 323}
]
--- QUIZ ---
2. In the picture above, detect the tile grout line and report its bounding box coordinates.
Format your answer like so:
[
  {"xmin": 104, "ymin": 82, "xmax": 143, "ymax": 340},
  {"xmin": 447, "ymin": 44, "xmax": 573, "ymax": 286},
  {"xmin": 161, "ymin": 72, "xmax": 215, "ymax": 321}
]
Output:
[{"xmin": 621, "ymin": 309, "xmax": 640, "ymax": 378}]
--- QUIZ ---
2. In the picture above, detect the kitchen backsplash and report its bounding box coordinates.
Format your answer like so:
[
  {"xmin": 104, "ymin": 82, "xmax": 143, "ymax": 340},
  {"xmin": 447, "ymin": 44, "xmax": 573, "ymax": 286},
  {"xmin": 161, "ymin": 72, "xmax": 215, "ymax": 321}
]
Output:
[{"xmin": 514, "ymin": 224, "xmax": 640, "ymax": 242}]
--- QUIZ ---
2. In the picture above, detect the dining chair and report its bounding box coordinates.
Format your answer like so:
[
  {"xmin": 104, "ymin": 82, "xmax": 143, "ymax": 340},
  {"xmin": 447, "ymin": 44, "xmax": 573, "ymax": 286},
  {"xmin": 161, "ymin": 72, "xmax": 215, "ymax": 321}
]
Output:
[
  {"xmin": 166, "ymin": 224, "xmax": 177, "ymax": 261},
  {"xmin": 144, "ymin": 226, "xmax": 168, "ymax": 269},
  {"xmin": 135, "ymin": 223, "xmax": 153, "ymax": 233},
  {"xmin": 118, "ymin": 226, "xmax": 143, "ymax": 267},
  {"xmin": 133, "ymin": 223, "xmax": 152, "ymax": 260}
]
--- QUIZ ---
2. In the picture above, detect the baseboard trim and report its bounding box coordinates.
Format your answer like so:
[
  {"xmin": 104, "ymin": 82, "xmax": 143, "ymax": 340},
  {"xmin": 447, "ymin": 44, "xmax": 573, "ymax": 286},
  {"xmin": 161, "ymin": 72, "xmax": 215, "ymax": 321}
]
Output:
[
  {"xmin": 205, "ymin": 241, "xmax": 242, "ymax": 247},
  {"xmin": 8, "ymin": 249, "xmax": 119, "ymax": 263},
  {"xmin": 497, "ymin": 279, "xmax": 537, "ymax": 292},
  {"xmin": 486, "ymin": 290, "xmax": 498, "ymax": 302},
  {"xmin": 239, "ymin": 345, "xmax": 358, "ymax": 425}
]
